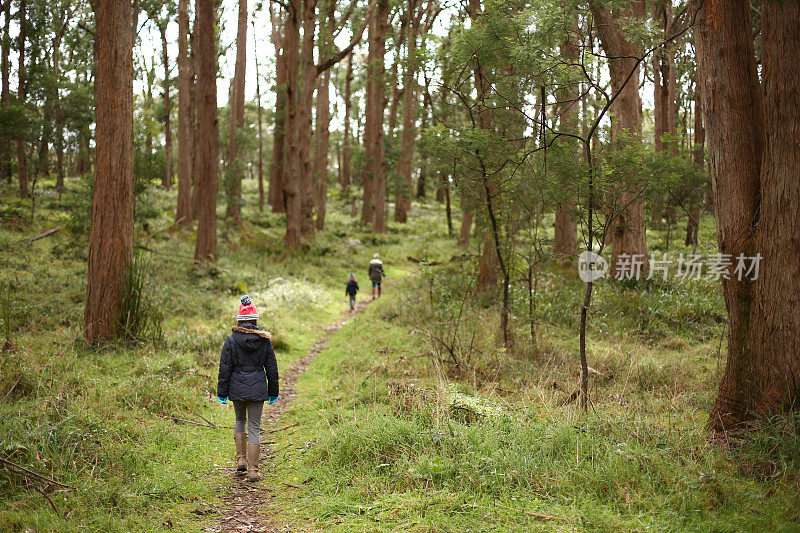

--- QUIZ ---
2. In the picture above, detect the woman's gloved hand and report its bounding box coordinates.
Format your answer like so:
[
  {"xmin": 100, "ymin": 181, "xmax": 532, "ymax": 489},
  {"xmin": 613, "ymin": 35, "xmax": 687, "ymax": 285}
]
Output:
[
  {"xmin": 218, "ymin": 396, "xmax": 228, "ymax": 404},
  {"xmin": 268, "ymin": 396, "xmax": 278, "ymax": 405}
]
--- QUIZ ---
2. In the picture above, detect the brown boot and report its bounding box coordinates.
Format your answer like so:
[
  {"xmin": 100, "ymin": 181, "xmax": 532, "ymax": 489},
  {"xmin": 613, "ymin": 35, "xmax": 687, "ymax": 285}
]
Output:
[
  {"xmin": 234, "ymin": 433, "xmax": 247, "ymax": 472},
  {"xmin": 246, "ymin": 443, "xmax": 261, "ymax": 482}
]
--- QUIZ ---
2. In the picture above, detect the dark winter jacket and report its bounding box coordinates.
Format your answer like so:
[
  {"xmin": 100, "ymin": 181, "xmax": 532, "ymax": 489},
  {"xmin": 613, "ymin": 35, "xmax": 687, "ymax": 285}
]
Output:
[
  {"xmin": 346, "ymin": 279, "xmax": 359, "ymax": 297},
  {"xmin": 217, "ymin": 324, "xmax": 279, "ymax": 402},
  {"xmin": 368, "ymin": 259, "xmax": 385, "ymax": 283}
]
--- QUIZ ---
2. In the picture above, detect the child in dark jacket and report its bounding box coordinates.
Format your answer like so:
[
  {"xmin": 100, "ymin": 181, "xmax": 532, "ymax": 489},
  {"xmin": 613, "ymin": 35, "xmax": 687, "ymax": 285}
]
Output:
[
  {"xmin": 345, "ymin": 273, "xmax": 359, "ymax": 312},
  {"xmin": 217, "ymin": 295, "xmax": 279, "ymax": 482}
]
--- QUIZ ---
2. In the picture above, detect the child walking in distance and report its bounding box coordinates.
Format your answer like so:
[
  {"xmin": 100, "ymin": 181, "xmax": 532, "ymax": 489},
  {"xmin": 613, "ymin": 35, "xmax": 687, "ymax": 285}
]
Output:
[
  {"xmin": 217, "ymin": 295, "xmax": 279, "ymax": 482},
  {"xmin": 345, "ymin": 273, "xmax": 359, "ymax": 312},
  {"xmin": 368, "ymin": 253, "xmax": 386, "ymax": 300}
]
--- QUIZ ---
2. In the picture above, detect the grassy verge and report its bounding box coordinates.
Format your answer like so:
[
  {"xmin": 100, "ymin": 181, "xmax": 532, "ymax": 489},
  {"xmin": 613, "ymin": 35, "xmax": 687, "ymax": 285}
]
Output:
[
  {"xmin": 262, "ymin": 236, "xmax": 800, "ymax": 532},
  {"xmin": 0, "ymin": 177, "xmax": 456, "ymax": 531}
]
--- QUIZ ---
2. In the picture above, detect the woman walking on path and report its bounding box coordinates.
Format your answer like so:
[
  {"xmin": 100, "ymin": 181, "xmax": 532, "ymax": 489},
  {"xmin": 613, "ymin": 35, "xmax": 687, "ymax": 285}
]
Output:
[
  {"xmin": 217, "ymin": 295, "xmax": 279, "ymax": 482},
  {"xmin": 368, "ymin": 253, "xmax": 386, "ymax": 300}
]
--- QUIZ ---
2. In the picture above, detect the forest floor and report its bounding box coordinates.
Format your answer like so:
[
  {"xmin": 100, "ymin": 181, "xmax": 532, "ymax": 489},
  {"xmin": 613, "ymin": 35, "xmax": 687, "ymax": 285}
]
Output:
[{"xmin": 1, "ymin": 178, "xmax": 799, "ymax": 532}]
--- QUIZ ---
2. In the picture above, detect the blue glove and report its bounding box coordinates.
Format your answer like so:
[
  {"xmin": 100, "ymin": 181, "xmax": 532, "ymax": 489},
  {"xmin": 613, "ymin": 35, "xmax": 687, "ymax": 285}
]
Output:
[
  {"xmin": 268, "ymin": 396, "xmax": 278, "ymax": 405},
  {"xmin": 218, "ymin": 396, "xmax": 228, "ymax": 404}
]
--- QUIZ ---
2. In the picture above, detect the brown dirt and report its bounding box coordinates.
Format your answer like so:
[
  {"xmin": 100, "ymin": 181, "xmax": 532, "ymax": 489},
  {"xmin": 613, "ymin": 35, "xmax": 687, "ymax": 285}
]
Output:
[{"xmin": 206, "ymin": 298, "xmax": 374, "ymax": 533}]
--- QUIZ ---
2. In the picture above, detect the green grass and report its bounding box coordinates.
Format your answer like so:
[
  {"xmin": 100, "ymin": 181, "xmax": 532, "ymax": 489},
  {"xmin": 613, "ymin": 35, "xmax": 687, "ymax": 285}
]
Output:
[
  {"xmin": 261, "ymin": 284, "xmax": 799, "ymax": 532},
  {"xmin": 0, "ymin": 176, "xmax": 456, "ymax": 531},
  {"xmin": 2, "ymin": 176, "xmax": 798, "ymax": 532}
]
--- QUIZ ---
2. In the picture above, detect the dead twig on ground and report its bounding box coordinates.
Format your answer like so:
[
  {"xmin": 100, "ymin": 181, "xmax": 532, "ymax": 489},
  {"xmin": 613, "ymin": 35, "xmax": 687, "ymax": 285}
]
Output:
[
  {"xmin": 360, "ymin": 364, "xmax": 384, "ymax": 386},
  {"xmin": 15, "ymin": 226, "xmax": 62, "ymax": 245},
  {"xmin": 189, "ymin": 409, "xmax": 218, "ymax": 427},
  {"xmin": 32, "ymin": 483, "xmax": 61, "ymax": 518},
  {"xmin": 152, "ymin": 412, "xmax": 224, "ymax": 428},
  {"xmin": 1, "ymin": 374, "xmax": 23, "ymax": 402},
  {"xmin": 263, "ymin": 422, "xmax": 299, "ymax": 434},
  {"xmin": 0, "ymin": 457, "xmax": 75, "ymax": 490}
]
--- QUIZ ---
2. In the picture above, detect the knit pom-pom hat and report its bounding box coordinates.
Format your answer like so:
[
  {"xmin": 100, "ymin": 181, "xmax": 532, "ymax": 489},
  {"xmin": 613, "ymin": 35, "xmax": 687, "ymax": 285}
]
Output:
[{"xmin": 237, "ymin": 295, "xmax": 259, "ymax": 321}]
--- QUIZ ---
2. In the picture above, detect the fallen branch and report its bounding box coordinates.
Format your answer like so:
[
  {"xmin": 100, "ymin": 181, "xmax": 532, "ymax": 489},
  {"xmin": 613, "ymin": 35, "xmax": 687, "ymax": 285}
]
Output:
[
  {"xmin": 263, "ymin": 422, "xmax": 299, "ymax": 434},
  {"xmin": 15, "ymin": 226, "xmax": 62, "ymax": 244},
  {"xmin": 0, "ymin": 457, "xmax": 74, "ymax": 490},
  {"xmin": 32, "ymin": 484, "xmax": 61, "ymax": 518},
  {"xmin": 189, "ymin": 409, "xmax": 218, "ymax": 427},
  {"xmin": 494, "ymin": 502, "xmax": 556, "ymax": 520},
  {"xmin": 281, "ymin": 482, "xmax": 303, "ymax": 489},
  {"xmin": 359, "ymin": 365, "xmax": 383, "ymax": 386},
  {"xmin": 152, "ymin": 412, "xmax": 221, "ymax": 428},
  {"xmin": 1, "ymin": 374, "xmax": 23, "ymax": 402},
  {"xmin": 407, "ymin": 256, "xmax": 442, "ymax": 265}
]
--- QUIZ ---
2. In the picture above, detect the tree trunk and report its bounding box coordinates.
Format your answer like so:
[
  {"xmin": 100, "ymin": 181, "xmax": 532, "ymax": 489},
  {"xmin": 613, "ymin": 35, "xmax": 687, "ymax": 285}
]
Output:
[
  {"xmin": 469, "ymin": 0, "xmax": 498, "ymax": 290},
  {"xmin": 85, "ymin": 0, "xmax": 134, "ymax": 341},
  {"xmin": 16, "ymin": 0, "xmax": 28, "ymax": 199},
  {"xmin": 77, "ymin": 128, "xmax": 90, "ymax": 175},
  {"xmin": 144, "ymin": 63, "xmax": 155, "ymax": 158},
  {"xmin": 297, "ymin": 0, "xmax": 318, "ymax": 238},
  {"xmin": 746, "ymin": 0, "xmax": 800, "ymax": 422},
  {"xmin": 553, "ymin": 17, "xmax": 579, "ymax": 263},
  {"xmin": 225, "ymin": 0, "xmax": 247, "ymax": 224},
  {"xmin": 443, "ymin": 173, "xmax": 452, "ymax": 235},
  {"xmin": 695, "ymin": 0, "xmax": 761, "ymax": 429},
  {"xmin": 312, "ymin": 4, "xmax": 334, "ymax": 230},
  {"xmin": 590, "ymin": 0, "xmax": 648, "ymax": 277},
  {"xmin": 476, "ymin": 226, "xmax": 498, "ymax": 288},
  {"xmin": 269, "ymin": 4, "xmax": 287, "ymax": 213},
  {"xmin": 160, "ymin": 24, "xmax": 173, "ymax": 190},
  {"xmin": 194, "ymin": 0, "xmax": 219, "ymax": 263},
  {"xmin": 364, "ymin": 0, "xmax": 389, "ymax": 233},
  {"xmin": 458, "ymin": 208, "xmax": 472, "ymax": 247},
  {"xmin": 190, "ymin": 8, "xmax": 201, "ymax": 221},
  {"xmin": 312, "ymin": 71, "xmax": 331, "ymax": 230},
  {"xmin": 281, "ymin": 0, "xmax": 302, "ymax": 246},
  {"xmin": 51, "ymin": 12, "xmax": 69, "ymax": 193},
  {"xmin": 699, "ymin": 0, "xmax": 800, "ymax": 430},
  {"xmin": 254, "ymin": 20, "xmax": 265, "ymax": 212},
  {"xmin": 651, "ymin": 1, "xmax": 677, "ymax": 229},
  {"xmin": 176, "ymin": 0, "xmax": 193, "ymax": 222},
  {"xmin": 386, "ymin": 12, "xmax": 407, "ymax": 135},
  {"xmin": 685, "ymin": 70, "xmax": 704, "ymax": 247},
  {"xmin": 55, "ymin": 124, "xmax": 64, "ymax": 191},
  {"xmin": 394, "ymin": 0, "xmax": 419, "ymax": 224},
  {"xmin": 340, "ymin": 52, "xmax": 353, "ymax": 192},
  {"xmin": 1, "ymin": 0, "xmax": 10, "ymax": 184}
]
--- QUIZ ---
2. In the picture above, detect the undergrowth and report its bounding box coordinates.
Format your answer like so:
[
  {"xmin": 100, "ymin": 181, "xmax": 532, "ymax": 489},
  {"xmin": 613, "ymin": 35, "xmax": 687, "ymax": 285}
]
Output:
[
  {"xmin": 260, "ymin": 218, "xmax": 799, "ymax": 532},
  {"xmin": 2, "ymin": 176, "xmax": 797, "ymax": 532},
  {"xmin": 0, "ymin": 176, "xmax": 454, "ymax": 531}
]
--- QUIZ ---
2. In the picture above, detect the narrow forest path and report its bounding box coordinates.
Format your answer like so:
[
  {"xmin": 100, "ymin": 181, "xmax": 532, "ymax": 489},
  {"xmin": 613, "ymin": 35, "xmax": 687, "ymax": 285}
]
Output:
[{"xmin": 205, "ymin": 297, "xmax": 374, "ymax": 533}]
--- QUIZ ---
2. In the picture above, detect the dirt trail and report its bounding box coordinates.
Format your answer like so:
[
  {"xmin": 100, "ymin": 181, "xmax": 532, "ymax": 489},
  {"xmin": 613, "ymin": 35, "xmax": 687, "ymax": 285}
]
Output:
[{"xmin": 206, "ymin": 298, "xmax": 373, "ymax": 533}]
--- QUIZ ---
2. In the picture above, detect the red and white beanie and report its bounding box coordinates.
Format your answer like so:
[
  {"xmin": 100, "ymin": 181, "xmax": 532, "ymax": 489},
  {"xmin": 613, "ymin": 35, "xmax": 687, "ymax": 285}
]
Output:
[{"xmin": 237, "ymin": 295, "xmax": 259, "ymax": 321}]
